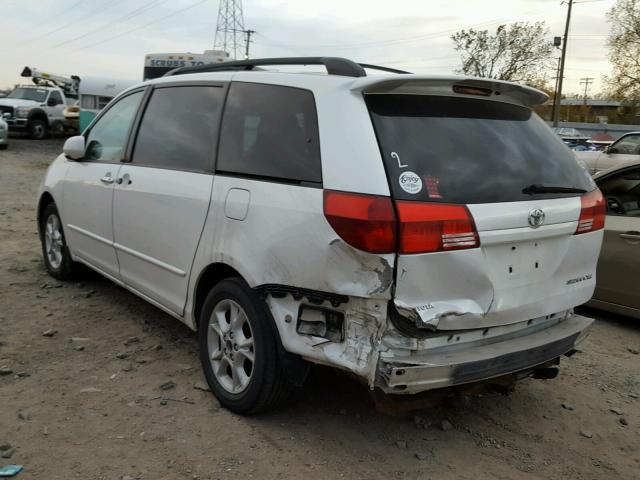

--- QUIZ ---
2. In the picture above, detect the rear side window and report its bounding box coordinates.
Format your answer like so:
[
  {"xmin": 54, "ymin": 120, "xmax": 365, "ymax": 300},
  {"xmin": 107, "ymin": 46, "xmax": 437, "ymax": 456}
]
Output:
[
  {"xmin": 367, "ymin": 95, "xmax": 595, "ymax": 204},
  {"xmin": 217, "ymin": 82, "xmax": 322, "ymax": 184},
  {"xmin": 132, "ymin": 86, "xmax": 225, "ymax": 172}
]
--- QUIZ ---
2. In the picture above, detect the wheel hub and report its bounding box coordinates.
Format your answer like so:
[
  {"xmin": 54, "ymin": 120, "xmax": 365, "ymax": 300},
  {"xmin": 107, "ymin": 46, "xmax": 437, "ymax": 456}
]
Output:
[
  {"xmin": 207, "ymin": 299, "xmax": 255, "ymax": 394},
  {"xmin": 44, "ymin": 214, "xmax": 64, "ymax": 269}
]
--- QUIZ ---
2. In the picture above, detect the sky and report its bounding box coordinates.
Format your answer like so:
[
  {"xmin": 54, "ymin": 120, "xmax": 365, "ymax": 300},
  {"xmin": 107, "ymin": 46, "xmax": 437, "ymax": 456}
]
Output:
[{"xmin": 0, "ymin": 0, "xmax": 615, "ymax": 95}]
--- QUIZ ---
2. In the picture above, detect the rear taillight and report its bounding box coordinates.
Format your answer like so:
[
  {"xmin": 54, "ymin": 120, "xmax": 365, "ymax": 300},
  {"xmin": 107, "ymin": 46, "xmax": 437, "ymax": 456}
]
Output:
[
  {"xmin": 323, "ymin": 190, "xmax": 396, "ymax": 254},
  {"xmin": 396, "ymin": 201, "xmax": 479, "ymax": 254},
  {"xmin": 575, "ymin": 189, "xmax": 606, "ymax": 235},
  {"xmin": 324, "ymin": 191, "xmax": 480, "ymax": 255}
]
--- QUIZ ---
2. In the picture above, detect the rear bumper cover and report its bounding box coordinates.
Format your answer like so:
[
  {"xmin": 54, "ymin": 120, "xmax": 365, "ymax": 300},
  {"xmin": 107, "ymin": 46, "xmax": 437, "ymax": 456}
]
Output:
[{"xmin": 377, "ymin": 313, "xmax": 593, "ymax": 394}]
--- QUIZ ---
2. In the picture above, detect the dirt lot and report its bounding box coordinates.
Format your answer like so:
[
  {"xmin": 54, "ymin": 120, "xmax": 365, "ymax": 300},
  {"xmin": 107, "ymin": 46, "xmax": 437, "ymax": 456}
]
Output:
[{"xmin": 0, "ymin": 137, "xmax": 639, "ymax": 480}]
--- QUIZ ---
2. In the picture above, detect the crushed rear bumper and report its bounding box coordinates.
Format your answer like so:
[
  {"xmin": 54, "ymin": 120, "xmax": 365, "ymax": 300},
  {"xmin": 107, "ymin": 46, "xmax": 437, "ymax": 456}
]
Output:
[{"xmin": 377, "ymin": 313, "xmax": 593, "ymax": 394}]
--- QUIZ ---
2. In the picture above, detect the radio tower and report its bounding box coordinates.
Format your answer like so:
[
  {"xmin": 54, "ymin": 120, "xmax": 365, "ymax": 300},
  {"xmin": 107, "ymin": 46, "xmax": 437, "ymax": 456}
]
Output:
[{"xmin": 214, "ymin": 0, "xmax": 246, "ymax": 60}]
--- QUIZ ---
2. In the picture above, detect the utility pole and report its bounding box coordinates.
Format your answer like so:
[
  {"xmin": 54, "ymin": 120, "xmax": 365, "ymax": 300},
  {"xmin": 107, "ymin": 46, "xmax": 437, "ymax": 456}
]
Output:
[
  {"xmin": 580, "ymin": 77, "xmax": 594, "ymax": 122},
  {"xmin": 580, "ymin": 77, "xmax": 594, "ymax": 105},
  {"xmin": 553, "ymin": 0, "xmax": 573, "ymax": 127},
  {"xmin": 244, "ymin": 29, "xmax": 256, "ymax": 59}
]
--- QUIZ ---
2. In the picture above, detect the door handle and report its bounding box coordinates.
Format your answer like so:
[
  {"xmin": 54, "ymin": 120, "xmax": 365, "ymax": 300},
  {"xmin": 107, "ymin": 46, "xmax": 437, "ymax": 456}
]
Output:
[
  {"xmin": 100, "ymin": 175, "xmax": 114, "ymax": 184},
  {"xmin": 620, "ymin": 232, "xmax": 640, "ymax": 242}
]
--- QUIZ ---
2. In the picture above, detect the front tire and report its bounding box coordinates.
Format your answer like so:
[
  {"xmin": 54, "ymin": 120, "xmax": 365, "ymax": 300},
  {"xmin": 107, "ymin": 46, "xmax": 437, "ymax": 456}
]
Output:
[
  {"xmin": 29, "ymin": 119, "xmax": 48, "ymax": 140},
  {"xmin": 198, "ymin": 278, "xmax": 295, "ymax": 414},
  {"xmin": 40, "ymin": 203, "xmax": 77, "ymax": 280}
]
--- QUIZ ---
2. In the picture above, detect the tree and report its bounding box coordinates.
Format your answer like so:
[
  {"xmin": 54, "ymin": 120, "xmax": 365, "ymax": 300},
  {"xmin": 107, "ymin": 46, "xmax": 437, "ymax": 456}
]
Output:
[
  {"xmin": 606, "ymin": 0, "xmax": 640, "ymax": 104},
  {"xmin": 451, "ymin": 22, "xmax": 553, "ymax": 88}
]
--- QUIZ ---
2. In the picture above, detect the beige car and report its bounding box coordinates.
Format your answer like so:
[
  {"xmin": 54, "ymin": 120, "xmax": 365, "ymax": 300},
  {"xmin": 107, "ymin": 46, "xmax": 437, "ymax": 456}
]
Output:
[
  {"xmin": 576, "ymin": 132, "xmax": 640, "ymax": 175},
  {"xmin": 589, "ymin": 159, "xmax": 640, "ymax": 319}
]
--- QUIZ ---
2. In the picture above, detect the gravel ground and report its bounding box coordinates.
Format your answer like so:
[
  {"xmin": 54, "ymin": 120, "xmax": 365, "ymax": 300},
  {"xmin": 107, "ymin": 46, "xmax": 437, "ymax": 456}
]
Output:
[{"xmin": 1, "ymin": 137, "xmax": 639, "ymax": 480}]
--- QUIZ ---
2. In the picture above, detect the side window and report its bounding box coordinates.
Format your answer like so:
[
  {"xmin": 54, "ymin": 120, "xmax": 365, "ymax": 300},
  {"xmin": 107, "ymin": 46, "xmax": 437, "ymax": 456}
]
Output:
[
  {"xmin": 599, "ymin": 168, "xmax": 640, "ymax": 217},
  {"xmin": 217, "ymin": 82, "xmax": 322, "ymax": 183},
  {"xmin": 131, "ymin": 86, "xmax": 224, "ymax": 172},
  {"xmin": 81, "ymin": 95, "xmax": 97, "ymax": 109},
  {"xmin": 48, "ymin": 91, "xmax": 63, "ymax": 105},
  {"xmin": 98, "ymin": 96, "xmax": 112, "ymax": 110},
  {"xmin": 85, "ymin": 91, "xmax": 144, "ymax": 163},
  {"xmin": 611, "ymin": 134, "xmax": 640, "ymax": 155}
]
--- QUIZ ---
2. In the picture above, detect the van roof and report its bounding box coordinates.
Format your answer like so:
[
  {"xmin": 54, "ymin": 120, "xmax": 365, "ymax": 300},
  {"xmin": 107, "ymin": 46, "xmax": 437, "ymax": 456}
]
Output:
[{"xmin": 137, "ymin": 56, "xmax": 548, "ymax": 108}]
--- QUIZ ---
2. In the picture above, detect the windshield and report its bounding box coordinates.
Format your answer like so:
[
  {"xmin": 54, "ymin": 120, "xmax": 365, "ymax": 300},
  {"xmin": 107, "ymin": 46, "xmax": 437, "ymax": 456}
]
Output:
[
  {"xmin": 7, "ymin": 88, "xmax": 48, "ymax": 103},
  {"xmin": 367, "ymin": 95, "xmax": 595, "ymax": 204}
]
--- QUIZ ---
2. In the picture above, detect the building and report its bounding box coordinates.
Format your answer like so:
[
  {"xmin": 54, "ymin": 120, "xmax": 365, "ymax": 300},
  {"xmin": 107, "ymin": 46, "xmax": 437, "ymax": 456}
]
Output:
[{"xmin": 536, "ymin": 97, "xmax": 639, "ymax": 124}]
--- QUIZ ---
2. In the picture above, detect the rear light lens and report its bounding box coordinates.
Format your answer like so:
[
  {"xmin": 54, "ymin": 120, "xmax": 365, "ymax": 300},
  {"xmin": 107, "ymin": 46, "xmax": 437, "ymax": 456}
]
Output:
[
  {"xmin": 323, "ymin": 190, "xmax": 396, "ymax": 253},
  {"xmin": 575, "ymin": 189, "xmax": 606, "ymax": 234},
  {"xmin": 396, "ymin": 201, "xmax": 479, "ymax": 254}
]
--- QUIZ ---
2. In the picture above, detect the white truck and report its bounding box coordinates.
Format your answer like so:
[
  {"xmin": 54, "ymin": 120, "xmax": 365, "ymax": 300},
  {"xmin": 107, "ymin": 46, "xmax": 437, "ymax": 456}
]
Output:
[{"xmin": 0, "ymin": 67, "xmax": 79, "ymax": 139}]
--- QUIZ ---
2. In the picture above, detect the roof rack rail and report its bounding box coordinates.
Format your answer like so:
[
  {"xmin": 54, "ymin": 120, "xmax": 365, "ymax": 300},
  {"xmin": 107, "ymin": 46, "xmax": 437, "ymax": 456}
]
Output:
[
  {"xmin": 163, "ymin": 57, "xmax": 412, "ymax": 78},
  {"xmin": 359, "ymin": 63, "xmax": 411, "ymax": 74}
]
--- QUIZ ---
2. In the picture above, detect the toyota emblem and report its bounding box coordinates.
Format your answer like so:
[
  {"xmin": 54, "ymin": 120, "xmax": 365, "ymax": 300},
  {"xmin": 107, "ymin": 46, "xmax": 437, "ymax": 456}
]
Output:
[{"xmin": 528, "ymin": 208, "xmax": 546, "ymax": 228}]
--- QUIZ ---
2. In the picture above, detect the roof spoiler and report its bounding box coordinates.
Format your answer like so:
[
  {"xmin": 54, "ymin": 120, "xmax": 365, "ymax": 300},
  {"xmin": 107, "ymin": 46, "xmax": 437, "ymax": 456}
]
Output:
[{"xmin": 351, "ymin": 75, "xmax": 549, "ymax": 107}]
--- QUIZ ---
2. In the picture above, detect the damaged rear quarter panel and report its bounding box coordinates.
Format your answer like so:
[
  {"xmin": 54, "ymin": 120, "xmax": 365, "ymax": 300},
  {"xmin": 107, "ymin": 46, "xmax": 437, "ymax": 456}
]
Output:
[{"xmin": 201, "ymin": 175, "xmax": 396, "ymax": 299}]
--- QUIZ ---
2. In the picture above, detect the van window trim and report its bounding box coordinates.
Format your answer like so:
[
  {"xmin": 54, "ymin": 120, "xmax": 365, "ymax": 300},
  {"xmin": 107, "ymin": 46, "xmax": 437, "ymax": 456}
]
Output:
[
  {"xmin": 213, "ymin": 81, "xmax": 323, "ymax": 186},
  {"xmin": 125, "ymin": 81, "xmax": 229, "ymax": 175}
]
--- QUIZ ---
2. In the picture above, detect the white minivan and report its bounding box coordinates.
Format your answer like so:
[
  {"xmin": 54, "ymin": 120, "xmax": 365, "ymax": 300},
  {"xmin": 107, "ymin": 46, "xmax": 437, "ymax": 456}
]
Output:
[{"xmin": 37, "ymin": 57, "xmax": 604, "ymax": 413}]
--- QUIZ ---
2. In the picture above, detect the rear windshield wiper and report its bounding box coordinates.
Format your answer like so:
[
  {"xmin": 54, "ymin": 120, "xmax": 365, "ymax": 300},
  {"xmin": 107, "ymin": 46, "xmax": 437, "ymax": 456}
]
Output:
[{"xmin": 522, "ymin": 184, "xmax": 587, "ymax": 195}]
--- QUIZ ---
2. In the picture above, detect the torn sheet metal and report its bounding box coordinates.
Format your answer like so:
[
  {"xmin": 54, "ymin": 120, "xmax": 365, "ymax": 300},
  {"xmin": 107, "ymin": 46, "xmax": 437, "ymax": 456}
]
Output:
[
  {"xmin": 394, "ymin": 298, "xmax": 489, "ymax": 331},
  {"xmin": 325, "ymin": 239, "xmax": 393, "ymax": 297},
  {"xmin": 265, "ymin": 294, "xmax": 388, "ymax": 386}
]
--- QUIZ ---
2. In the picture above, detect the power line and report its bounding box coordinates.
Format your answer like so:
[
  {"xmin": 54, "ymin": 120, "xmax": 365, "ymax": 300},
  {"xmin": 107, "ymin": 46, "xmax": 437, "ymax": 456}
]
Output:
[
  {"xmin": 51, "ymin": 0, "xmax": 171, "ymax": 49},
  {"xmin": 11, "ymin": 0, "xmax": 126, "ymax": 48},
  {"xmin": 73, "ymin": 0, "xmax": 213, "ymax": 52},
  {"xmin": 256, "ymin": 10, "xmax": 543, "ymax": 52}
]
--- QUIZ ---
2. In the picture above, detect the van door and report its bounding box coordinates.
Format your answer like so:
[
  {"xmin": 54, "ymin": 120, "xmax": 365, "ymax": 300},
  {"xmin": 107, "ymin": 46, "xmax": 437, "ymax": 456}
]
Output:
[
  {"xmin": 366, "ymin": 94, "xmax": 603, "ymax": 331},
  {"xmin": 62, "ymin": 90, "xmax": 144, "ymax": 279},
  {"xmin": 112, "ymin": 85, "xmax": 225, "ymax": 315}
]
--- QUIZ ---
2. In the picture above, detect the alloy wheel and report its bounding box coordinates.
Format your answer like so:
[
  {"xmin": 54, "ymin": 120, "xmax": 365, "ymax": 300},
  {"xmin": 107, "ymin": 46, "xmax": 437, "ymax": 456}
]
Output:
[
  {"xmin": 44, "ymin": 214, "xmax": 64, "ymax": 269},
  {"xmin": 207, "ymin": 299, "xmax": 255, "ymax": 394}
]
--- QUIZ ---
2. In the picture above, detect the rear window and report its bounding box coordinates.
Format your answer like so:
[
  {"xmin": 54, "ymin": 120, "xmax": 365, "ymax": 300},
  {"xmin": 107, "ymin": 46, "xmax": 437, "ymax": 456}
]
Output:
[{"xmin": 366, "ymin": 95, "xmax": 595, "ymax": 204}]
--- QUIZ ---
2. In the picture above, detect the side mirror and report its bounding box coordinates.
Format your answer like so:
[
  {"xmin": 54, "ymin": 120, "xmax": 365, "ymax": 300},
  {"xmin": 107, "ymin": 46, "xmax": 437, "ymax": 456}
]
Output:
[
  {"xmin": 63, "ymin": 135, "xmax": 85, "ymax": 160},
  {"xmin": 47, "ymin": 98, "xmax": 58, "ymax": 107},
  {"xmin": 607, "ymin": 146, "xmax": 618, "ymax": 154}
]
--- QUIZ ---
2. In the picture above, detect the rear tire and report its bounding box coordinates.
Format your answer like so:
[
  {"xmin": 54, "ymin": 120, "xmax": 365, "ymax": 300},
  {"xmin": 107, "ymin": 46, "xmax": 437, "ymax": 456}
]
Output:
[
  {"xmin": 28, "ymin": 120, "xmax": 48, "ymax": 140},
  {"xmin": 198, "ymin": 278, "xmax": 295, "ymax": 414},
  {"xmin": 0, "ymin": 144, "xmax": 7, "ymax": 150},
  {"xmin": 40, "ymin": 203, "xmax": 78, "ymax": 280}
]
